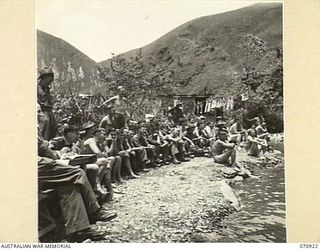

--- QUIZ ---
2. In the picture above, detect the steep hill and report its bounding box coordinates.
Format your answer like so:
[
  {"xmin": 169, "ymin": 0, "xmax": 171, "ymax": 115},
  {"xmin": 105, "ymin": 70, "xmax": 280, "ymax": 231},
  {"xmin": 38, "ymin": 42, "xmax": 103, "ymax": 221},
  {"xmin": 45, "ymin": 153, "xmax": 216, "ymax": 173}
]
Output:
[
  {"xmin": 37, "ymin": 30, "xmax": 99, "ymax": 93},
  {"xmin": 100, "ymin": 3, "xmax": 282, "ymax": 96}
]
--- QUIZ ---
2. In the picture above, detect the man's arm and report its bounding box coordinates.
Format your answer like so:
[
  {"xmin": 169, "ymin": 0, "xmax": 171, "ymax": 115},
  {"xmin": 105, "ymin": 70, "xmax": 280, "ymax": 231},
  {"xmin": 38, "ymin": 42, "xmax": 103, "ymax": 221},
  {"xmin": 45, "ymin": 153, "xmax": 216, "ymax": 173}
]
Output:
[
  {"xmin": 86, "ymin": 138, "xmax": 104, "ymax": 158},
  {"xmin": 98, "ymin": 95, "xmax": 118, "ymax": 108},
  {"xmin": 132, "ymin": 135, "xmax": 142, "ymax": 147},
  {"xmin": 220, "ymin": 140, "xmax": 235, "ymax": 149},
  {"xmin": 38, "ymin": 136, "xmax": 60, "ymax": 160}
]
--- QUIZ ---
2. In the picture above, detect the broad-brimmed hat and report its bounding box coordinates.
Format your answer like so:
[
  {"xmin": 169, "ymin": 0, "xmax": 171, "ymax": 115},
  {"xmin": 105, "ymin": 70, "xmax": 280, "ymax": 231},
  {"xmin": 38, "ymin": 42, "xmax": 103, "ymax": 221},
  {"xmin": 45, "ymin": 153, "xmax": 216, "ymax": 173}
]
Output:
[
  {"xmin": 81, "ymin": 122, "xmax": 96, "ymax": 130},
  {"xmin": 38, "ymin": 67, "xmax": 54, "ymax": 79},
  {"xmin": 216, "ymin": 120, "xmax": 227, "ymax": 126}
]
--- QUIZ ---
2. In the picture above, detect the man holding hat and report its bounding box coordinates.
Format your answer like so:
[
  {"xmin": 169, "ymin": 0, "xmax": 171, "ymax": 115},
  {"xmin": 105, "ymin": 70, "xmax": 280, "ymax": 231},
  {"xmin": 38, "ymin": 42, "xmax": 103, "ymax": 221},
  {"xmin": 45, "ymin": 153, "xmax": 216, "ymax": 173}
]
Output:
[{"xmin": 37, "ymin": 67, "xmax": 57, "ymax": 140}]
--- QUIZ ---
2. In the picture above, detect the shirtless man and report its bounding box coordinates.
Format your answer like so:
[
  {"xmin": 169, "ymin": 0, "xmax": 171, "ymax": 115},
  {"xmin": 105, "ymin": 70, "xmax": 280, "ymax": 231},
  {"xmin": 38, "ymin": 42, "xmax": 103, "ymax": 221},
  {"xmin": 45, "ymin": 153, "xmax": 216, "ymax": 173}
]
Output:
[
  {"xmin": 246, "ymin": 128, "xmax": 267, "ymax": 157},
  {"xmin": 212, "ymin": 130, "xmax": 237, "ymax": 167},
  {"xmin": 229, "ymin": 119, "xmax": 247, "ymax": 145},
  {"xmin": 49, "ymin": 125, "xmax": 107, "ymax": 199},
  {"xmin": 256, "ymin": 121, "xmax": 270, "ymax": 142},
  {"xmin": 98, "ymin": 86, "xmax": 129, "ymax": 129},
  {"xmin": 81, "ymin": 127, "xmax": 115, "ymax": 200},
  {"xmin": 99, "ymin": 104, "xmax": 114, "ymax": 135}
]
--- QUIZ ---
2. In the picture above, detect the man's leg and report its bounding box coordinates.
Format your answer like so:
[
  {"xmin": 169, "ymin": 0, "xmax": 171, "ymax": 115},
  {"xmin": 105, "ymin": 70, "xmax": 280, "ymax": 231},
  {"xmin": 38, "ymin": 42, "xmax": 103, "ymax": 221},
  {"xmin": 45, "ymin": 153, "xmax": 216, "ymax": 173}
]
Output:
[
  {"xmin": 161, "ymin": 144, "xmax": 170, "ymax": 163},
  {"xmin": 230, "ymin": 148, "xmax": 236, "ymax": 166},
  {"xmin": 213, "ymin": 149, "xmax": 235, "ymax": 166},
  {"xmin": 116, "ymin": 155, "xmax": 124, "ymax": 183},
  {"xmin": 56, "ymin": 184, "xmax": 91, "ymax": 235},
  {"xmin": 248, "ymin": 142, "xmax": 260, "ymax": 157},
  {"xmin": 146, "ymin": 148, "xmax": 156, "ymax": 167},
  {"xmin": 170, "ymin": 143, "xmax": 181, "ymax": 164},
  {"xmin": 77, "ymin": 169, "xmax": 101, "ymax": 216},
  {"xmin": 129, "ymin": 151, "xmax": 139, "ymax": 174},
  {"xmin": 119, "ymin": 151, "xmax": 139, "ymax": 178}
]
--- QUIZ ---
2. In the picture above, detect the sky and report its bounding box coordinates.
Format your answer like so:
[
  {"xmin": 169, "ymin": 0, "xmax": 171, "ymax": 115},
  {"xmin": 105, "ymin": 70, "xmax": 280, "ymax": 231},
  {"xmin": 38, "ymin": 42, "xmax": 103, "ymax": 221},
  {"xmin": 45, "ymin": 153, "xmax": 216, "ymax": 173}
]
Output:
[{"xmin": 36, "ymin": 0, "xmax": 264, "ymax": 62}]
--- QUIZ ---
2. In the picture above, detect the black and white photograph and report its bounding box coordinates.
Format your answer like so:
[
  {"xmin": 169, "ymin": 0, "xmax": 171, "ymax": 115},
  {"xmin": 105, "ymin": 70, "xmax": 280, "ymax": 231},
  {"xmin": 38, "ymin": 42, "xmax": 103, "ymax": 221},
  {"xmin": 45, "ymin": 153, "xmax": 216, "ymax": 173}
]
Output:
[{"xmin": 36, "ymin": 0, "xmax": 285, "ymax": 243}]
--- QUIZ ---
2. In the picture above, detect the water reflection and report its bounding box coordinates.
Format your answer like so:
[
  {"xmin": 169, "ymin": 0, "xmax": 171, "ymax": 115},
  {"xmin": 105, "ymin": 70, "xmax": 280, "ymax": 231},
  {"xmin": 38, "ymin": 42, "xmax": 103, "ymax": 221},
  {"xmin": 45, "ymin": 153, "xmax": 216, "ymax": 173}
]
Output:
[{"xmin": 217, "ymin": 160, "xmax": 286, "ymax": 242}]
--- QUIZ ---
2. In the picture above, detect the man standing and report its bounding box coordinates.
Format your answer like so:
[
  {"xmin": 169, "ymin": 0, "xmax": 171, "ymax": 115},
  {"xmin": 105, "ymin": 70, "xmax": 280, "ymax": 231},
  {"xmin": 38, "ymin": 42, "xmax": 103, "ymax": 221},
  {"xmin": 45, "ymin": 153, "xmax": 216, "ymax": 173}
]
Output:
[
  {"xmin": 98, "ymin": 86, "xmax": 129, "ymax": 129},
  {"xmin": 169, "ymin": 101, "xmax": 184, "ymax": 125},
  {"xmin": 37, "ymin": 67, "xmax": 57, "ymax": 140}
]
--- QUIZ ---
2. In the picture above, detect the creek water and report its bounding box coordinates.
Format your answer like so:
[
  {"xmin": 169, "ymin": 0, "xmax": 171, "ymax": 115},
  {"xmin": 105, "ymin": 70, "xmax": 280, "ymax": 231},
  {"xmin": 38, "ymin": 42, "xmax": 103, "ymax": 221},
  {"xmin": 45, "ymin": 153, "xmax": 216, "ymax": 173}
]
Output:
[{"xmin": 215, "ymin": 159, "xmax": 286, "ymax": 242}]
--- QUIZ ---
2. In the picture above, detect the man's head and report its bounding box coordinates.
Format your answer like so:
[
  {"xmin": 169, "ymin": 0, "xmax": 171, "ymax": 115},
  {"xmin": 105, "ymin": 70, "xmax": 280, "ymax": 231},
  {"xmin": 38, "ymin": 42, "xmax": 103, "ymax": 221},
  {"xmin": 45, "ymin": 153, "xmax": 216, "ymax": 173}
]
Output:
[
  {"xmin": 197, "ymin": 121, "xmax": 205, "ymax": 130},
  {"xmin": 247, "ymin": 128, "xmax": 256, "ymax": 137},
  {"xmin": 94, "ymin": 128, "xmax": 107, "ymax": 142},
  {"xmin": 38, "ymin": 67, "xmax": 54, "ymax": 87},
  {"xmin": 117, "ymin": 85, "xmax": 126, "ymax": 96},
  {"xmin": 186, "ymin": 123, "xmax": 196, "ymax": 133},
  {"xmin": 209, "ymin": 121, "xmax": 215, "ymax": 128},
  {"xmin": 123, "ymin": 128, "xmax": 131, "ymax": 138},
  {"xmin": 108, "ymin": 129, "xmax": 117, "ymax": 140},
  {"xmin": 63, "ymin": 125, "xmax": 79, "ymax": 143},
  {"xmin": 218, "ymin": 130, "xmax": 229, "ymax": 141},
  {"xmin": 236, "ymin": 121, "xmax": 243, "ymax": 130}
]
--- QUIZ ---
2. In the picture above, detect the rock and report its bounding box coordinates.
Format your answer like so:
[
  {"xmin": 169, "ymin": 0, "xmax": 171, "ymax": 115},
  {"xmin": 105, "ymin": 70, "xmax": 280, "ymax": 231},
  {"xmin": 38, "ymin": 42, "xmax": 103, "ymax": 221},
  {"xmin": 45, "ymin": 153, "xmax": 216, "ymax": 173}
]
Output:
[
  {"xmin": 218, "ymin": 180, "xmax": 241, "ymax": 211},
  {"xmin": 233, "ymin": 176, "xmax": 244, "ymax": 182},
  {"xmin": 82, "ymin": 239, "xmax": 92, "ymax": 243}
]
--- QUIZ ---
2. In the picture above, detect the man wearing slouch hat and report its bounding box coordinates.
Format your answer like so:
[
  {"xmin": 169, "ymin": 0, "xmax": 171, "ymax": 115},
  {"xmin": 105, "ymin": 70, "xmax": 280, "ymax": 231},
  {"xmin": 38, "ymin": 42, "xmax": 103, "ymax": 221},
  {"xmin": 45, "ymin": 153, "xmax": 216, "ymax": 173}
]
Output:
[{"xmin": 37, "ymin": 67, "xmax": 57, "ymax": 140}]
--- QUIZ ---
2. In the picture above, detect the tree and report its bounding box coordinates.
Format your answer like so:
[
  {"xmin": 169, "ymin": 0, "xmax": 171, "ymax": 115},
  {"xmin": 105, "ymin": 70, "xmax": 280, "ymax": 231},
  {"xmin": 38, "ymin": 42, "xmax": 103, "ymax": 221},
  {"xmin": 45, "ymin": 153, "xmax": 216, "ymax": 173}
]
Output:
[
  {"xmin": 231, "ymin": 34, "xmax": 283, "ymax": 132},
  {"xmin": 98, "ymin": 49, "xmax": 174, "ymax": 120}
]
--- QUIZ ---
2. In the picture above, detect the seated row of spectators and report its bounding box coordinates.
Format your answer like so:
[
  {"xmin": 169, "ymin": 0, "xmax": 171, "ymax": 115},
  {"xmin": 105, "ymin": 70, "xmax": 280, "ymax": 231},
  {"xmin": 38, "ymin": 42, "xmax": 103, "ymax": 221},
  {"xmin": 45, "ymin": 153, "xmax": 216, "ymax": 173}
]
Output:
[{"xmin": 37, "ymin": 69, "xmax": 271, "ymax": 242}]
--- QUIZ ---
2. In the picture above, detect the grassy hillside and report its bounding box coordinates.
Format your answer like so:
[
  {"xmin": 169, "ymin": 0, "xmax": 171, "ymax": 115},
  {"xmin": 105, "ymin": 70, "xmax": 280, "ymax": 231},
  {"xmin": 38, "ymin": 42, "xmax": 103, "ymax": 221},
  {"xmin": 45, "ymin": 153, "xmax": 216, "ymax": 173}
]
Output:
[
  {"xmin": 100, "ymin": 3, "xmax": 282, "ymax": 96},
  {"xmin": 37, "ymin": 30, "xmax": 99, "ymax": 93}
]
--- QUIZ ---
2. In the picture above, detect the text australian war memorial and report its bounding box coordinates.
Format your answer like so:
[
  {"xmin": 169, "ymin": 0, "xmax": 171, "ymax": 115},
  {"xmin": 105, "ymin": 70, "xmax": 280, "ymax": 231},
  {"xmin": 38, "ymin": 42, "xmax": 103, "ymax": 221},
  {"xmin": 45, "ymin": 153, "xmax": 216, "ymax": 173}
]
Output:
[{"xmin": 37, "ymin": 3, "xmax": 285, "ymax": 243}]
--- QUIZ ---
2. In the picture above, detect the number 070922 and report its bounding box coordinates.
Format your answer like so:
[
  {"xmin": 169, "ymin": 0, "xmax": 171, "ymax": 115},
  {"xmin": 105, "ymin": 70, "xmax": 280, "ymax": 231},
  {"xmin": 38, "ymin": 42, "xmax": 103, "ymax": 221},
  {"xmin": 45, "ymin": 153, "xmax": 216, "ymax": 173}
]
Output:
[{"xmin": 300, "ymin": 244, "xmax": 318, "ymax": 248}]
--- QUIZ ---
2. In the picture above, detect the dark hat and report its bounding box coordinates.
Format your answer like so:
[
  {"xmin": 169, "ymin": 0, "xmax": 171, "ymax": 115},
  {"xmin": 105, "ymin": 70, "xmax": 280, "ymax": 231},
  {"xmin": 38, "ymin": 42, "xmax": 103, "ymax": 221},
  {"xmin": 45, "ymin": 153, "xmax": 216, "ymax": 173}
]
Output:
[
  {"xmin": 38, "ymin": 67, "xmax": 54, "ymax": 79},
  {"xmin": 63, "ymin": 125, "xmax": 78, "ymax": 135},
  {"xmin": 218, "ymin": 129, "xmax": 229, "ymax": 135},
  {"xmin": 81, "ymin": 122, "xmax": 96, "ymax": 130}
]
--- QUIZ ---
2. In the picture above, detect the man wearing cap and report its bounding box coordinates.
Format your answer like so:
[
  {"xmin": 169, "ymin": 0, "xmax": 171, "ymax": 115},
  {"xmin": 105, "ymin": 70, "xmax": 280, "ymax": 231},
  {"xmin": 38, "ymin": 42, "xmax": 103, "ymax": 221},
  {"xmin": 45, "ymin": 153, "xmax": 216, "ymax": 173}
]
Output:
[
  {"xmin": 98, "ymin": 86, "xmax": 129, "ymax": 129},
  {"xmin": 37, "ymin": 67, "xmax": 57, "ymax": 140}
]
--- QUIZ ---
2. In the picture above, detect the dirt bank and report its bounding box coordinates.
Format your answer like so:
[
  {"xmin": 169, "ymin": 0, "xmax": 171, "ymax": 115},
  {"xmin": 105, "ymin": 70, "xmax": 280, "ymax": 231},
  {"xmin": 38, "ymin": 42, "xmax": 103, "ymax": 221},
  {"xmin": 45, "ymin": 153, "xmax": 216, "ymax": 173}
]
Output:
[{"xmin": 85, "ymin": 149, "xmax": 283, "ymax": 243}]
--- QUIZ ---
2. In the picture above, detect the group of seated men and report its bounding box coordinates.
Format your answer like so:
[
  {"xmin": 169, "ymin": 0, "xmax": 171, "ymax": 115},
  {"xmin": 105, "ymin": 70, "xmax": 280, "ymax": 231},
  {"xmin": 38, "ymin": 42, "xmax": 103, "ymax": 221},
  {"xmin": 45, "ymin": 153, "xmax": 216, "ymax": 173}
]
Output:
[{"xmin": 38, "ymin": 96, "xmax": 271, "ymax": 242}]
